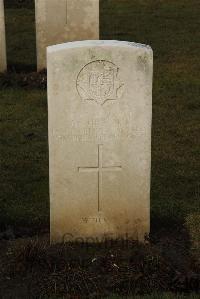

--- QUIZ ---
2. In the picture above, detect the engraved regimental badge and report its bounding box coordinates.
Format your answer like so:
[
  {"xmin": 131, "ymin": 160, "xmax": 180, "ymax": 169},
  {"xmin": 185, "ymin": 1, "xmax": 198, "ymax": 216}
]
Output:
[{"xmin": 76, "ymin": 60, "xmax": 124, "ymax": 105}]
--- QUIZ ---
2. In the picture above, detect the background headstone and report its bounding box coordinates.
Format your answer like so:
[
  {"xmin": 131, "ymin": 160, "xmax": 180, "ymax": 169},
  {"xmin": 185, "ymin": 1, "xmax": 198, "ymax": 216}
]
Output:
[
  {"xmin": 35, "ymin": 0, "xmax": 99, "ymax": 71},
  {"xmin": 48, "ymin": 40, "xmax": 153, "ymax": 243},
  {"xmin": 0, "ymin": 0, "xmax": 7, "ymax": 72}
]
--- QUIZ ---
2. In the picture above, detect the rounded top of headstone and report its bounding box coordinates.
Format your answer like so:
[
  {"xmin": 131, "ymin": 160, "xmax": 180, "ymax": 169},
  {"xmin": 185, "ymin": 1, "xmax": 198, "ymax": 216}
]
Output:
[{"xmin": 47, "ymin": 40, "xmax": 152, "ymax": 54}]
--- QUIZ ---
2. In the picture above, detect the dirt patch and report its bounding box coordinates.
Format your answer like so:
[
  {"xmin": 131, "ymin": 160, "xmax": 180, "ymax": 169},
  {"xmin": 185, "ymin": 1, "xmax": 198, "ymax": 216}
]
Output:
[
  {"xmin": 0, "ymin": 229, "xmax": 199, "ymax": 299},
  {"xmin": 0, "ymin": 71, "xmax": 47, "ymax": 89}
]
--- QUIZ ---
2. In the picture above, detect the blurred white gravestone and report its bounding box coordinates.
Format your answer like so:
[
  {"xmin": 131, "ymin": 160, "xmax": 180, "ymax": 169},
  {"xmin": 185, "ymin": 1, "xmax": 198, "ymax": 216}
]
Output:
[
  {"xmin": 35, "ymin": 0, "xmax": 99, "ymax": 71},
  {"xmin": 0, "ymin": 0, "xmax": 7, "ymax": 72},
  {"xmin": 47, "ymin": 40, "xmax": 153, "ymax": 243}
]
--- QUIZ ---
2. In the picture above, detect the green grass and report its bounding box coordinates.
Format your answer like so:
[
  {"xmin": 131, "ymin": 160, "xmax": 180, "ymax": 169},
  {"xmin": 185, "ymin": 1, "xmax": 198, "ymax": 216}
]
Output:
[
  {"xmin": 1, "ymin": 1, "xmax": 200, "ymax": 234},
  {"xmin": 0, "ymin": 88, "xmax": 48, "ymax": 230}
]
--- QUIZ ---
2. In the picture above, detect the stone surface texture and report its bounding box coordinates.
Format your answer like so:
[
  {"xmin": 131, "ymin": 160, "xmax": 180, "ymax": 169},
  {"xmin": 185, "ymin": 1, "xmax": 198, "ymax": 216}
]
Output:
[
  {"xmin": 0, "ymin": 0, "xmax": 6, "ymax": 72},
  {"xmin": 47, "ymin": 40, "xmax": 153, "ymax": 243},
  {"xmin": 35, "ymin": 0, "xmax": 99, "ymax": 71}
]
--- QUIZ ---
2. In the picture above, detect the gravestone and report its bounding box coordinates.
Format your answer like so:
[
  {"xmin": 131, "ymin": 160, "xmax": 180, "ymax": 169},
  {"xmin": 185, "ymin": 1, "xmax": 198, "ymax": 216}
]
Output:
[
  {"xmin": 0, "ymin": 0, "xmax": 6, "ymax": 72},
  {"xmin": 35, "ymin": 0, "xmax": 99, "ymax": 71},
  {"xmin": 47, "ymin": 40, "xmax": 153, "ymax": 243}
]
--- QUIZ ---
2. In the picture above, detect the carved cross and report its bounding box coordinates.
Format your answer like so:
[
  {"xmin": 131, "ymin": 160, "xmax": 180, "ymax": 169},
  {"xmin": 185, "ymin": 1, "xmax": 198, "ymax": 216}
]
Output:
[{"xmin": 78, "ymin": 144, "xmax": 122, "ymax": 212}]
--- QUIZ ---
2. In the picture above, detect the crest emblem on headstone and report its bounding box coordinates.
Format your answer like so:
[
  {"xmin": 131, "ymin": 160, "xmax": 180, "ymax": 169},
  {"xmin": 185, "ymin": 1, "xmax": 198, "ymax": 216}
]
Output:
[{"xmin": 76, "ymin": 60, "xmax": 124, "ymax": 105}]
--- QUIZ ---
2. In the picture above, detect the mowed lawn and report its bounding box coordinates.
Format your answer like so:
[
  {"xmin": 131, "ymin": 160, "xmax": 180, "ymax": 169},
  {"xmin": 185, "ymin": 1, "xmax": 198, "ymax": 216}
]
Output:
[{"xmin": 0, "ymin": 0, "xmax": 200, "ymax": 234}]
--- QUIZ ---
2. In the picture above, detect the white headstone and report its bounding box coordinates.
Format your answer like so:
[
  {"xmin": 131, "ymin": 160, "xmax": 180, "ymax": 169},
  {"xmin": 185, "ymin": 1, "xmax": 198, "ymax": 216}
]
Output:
[
  {"xmin": 35, "ymin": 0, "xmax": 99, "ymax": 71},
  {"xmin": 0, "ymin": 0, "xmax": 7, "ymax": 72},
  {"xmin": 47, "ymin": 40, "xmax": 153, "ymax": 243}
]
